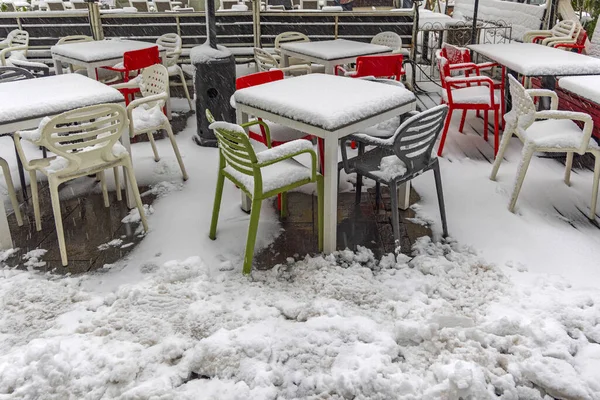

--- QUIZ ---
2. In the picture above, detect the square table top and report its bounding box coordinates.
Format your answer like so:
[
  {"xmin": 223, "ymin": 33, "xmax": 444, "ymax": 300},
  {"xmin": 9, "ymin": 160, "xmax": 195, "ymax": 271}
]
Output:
[
  {"xmin": 51, "ymin": 39, "xmax": 162, "ymax": 63},
  {"xmin": 234, "ymin": 73, "xmax": 416, "ymax": 131},
  {"xmin": 0, "ymin": 74, "xmax": 124, "ymax": 126},
  {"xmin": 468, "ymin": 43, "xmax": 600, "ymax": 77},
  {"xmin": 279, "ymin": 39, "xmax": 391, "ymax": 61},
  {"xmin": 559, "ymin": 75, "xmax": 600, "ymax": 104}
]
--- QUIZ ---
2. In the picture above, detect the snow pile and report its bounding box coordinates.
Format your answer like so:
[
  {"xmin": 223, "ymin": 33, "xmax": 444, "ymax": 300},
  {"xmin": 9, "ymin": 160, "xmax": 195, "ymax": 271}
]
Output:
[
  {"xmin": 131, "ymin": 103, "xmax": 168, "ymax": 131},
  {"xmin": 190, "ymin": 42, "xmax": 232, "ymax": 64},
  {"xmin": 372, "ymin": 155, "xmax": 407, "ymax": 180}
]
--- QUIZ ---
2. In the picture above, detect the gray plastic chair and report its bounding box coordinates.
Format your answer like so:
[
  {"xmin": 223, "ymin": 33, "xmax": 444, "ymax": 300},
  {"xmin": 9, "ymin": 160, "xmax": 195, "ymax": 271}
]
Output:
[{"xmin": 341, "ymin": 105, "xmax": 449, "ymax": 242}]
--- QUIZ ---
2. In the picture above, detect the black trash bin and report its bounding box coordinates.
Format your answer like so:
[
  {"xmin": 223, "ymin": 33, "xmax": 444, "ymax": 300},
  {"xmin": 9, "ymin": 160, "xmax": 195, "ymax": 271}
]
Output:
[{"xmin": 191, "ymin": 44, "xmax": 236, "ymax": 147}]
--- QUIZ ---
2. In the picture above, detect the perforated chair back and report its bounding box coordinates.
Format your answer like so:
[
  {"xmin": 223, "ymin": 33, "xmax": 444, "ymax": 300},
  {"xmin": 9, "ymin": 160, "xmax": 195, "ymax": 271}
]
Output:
[
  {"xmin": 138, "ymin": 64, "xmax": 170, "ymax": 101},
  {"xmin": 0, "ymin": 66, "xmax": 35, "ymax": 82},
  {"xmin": 371, "ymin": 32, "xmax": 404, "ymax": 53},
  {"xmin": 505, "ymin": 74, "xmax": 537, "ymax": 135}
]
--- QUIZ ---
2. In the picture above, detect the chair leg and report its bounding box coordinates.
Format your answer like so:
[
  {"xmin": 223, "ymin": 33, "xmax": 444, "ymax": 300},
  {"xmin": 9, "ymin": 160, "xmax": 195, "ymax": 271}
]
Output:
[
  {"xmin": 458, "ymin": 109, "xmax": 467, "ymax": 133},
  {"xmin": 437, "ymin": 109, "xmax": 453, "ymax": 157},
  {"xmin": 146, "ymin": 131, "xmax": 160, "ymax": 162},
  {"xmin": 124, "ymin": 162, "xmax": 148, "ymax": 232},
  {"xmin": 375, "ymin": 182, "xmax": 381, "ymax": 210},
  {"xmin": 178, "ymin": 69, "xmax": 193, "ymax": 111},
  {"xmin": 165, "ymin": 123, "xmax": 189, "ymax": 181},
  {"xmin": 493, "ymin": 109, "xmax": 499, "ymax": 158},
  {"xmin": 490, "ymin": 125, "xmax": 514, "ymax": 180},
  {"xmin": 0, "ymin": 158, "xmax": 23, "ymax": 226},
  {"xmin": 565, "ymin": 152, "xmax": 573, "ymax": 186},
  {"xmin": 243, "ymin": 198, "xmax": 262, "ymax": 275},
  {"xmin": 509, "ymin": 144, "xmax": 535, "ymax": 213},
  {"xmin": 98, "ymin": 171, "xmax": 110, "ymax": 207},
  {"xmin": 280, "ymin": 191, "xmax": 287, "ymax": 218},
  {"xmin": 590, "ymin": 152, "xmax": 600, "ymax": 219},
  {"xmin": 389, "ymin": 181, "xmax": 401, "ymax": 246},
  {"xmin": 14, "ymin": 142, "xmax": 27, "ymax": 201},
  {"xmin": 29, "ymin": 170, "xmax": 41, "ymax": 231},
  {"xmin": 48, "ymin": 177, "xmax": 68, "ymax": 266},
  {"xmin": 317, "ymin": 138, "xmax": 325, "ymax": 174},
  {"xmin": 355, "ymin": 173, "xmax": 362, "ymax": 204},
  {"xmin": 209, "ymin": 172, "xmax": 225, "ymax": 240},
  {"xmin": 432, "ymin": 163, "xmax": 448, "ymax": 237},
  {"xmin": 114, "ymin": 167, "xmax": 122, "ymax": 201},
  {"xmin": 483, "ymin": 110, "xmax": 489, "ymax": 141},
  {"xmin": 317, "ymin": 175, "xmax": 324, "ymax": 252}
]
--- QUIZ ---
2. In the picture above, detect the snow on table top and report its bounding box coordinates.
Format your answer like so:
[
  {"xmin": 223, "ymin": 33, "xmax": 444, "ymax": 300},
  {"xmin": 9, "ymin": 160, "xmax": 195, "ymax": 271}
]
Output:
[
  {"xmin": 468, "ymin": 43, "xmax": 600, "ymax": 76},
  {"xmin": 51, "ymin": 39, "xmax": 163, "ymax": 63},
  {"xmin": 279, "ymin": 39, "xmax": 391, "ymax": 61},
  {"xmin": 559, "ymin": 75, "xmax": 600, "ymax": 104},
  {"xmin": 234, "ymin": 74, "xmax": 416, "ymax": 131},
  {"xmin": 0, "ymin": 74, "xmax": 123, "ymax": 125}
]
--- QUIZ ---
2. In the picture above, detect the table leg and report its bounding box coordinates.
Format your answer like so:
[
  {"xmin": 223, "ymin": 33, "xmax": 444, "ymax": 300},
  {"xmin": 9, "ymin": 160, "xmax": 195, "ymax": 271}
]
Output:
[
  {"xmin": 540, "ymin": 76, "xmax": 557, "ymax": 110},
  {"xmin": 323, "ymin": 135, "xmax": 338, "ymax": 253},
  {"xmin": 236, "ymin": 108, "xmax": 251, "ymax": 213},
  {"xmin": 120, "ymin": 123, "xmax": 135, "ymax": 209},
  {"xmin": 87, "ymin": 65, "xmax": 97, "ymax": 80},
  {"xmin": 161, "ymin": 53, "xmax": 172, "ymax": 119},
  {"xmin": 324, "ymin": 62, "xmax": 334, "ymax": 75},
  {"xmin": 0, "ymin": 199, "xmax": 12, "ymax": 250},
  {"xmin": 53, "ymin": 58, "xmax": 63, "ymax": 75},
  {"xmin": 505, "ymin": 68, "xmax": 518, "ymax": 113},
  {"xmin": 398, "ymin": 181, "xmax": 410, "ymax": 210},
  {"xmin": 282, "ymin": 54, "xmax": 290, "ymax": 69}
]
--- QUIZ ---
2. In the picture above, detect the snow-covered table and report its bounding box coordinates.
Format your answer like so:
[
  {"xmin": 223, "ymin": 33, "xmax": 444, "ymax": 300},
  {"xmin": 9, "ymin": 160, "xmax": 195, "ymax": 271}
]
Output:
[
  {"xmin": 559, "ymin": 75, "xmax": 600, "ymax": 104},
  {"xmin": 468, "ymin": 43, "xmax": 600, "ymax": 77},
  {"xmin": 279, "ymin": 39, "xmax": 392, "ymax": 74},
  {"xmin": 234, "ymin": 74, "xmax": 416, "ymax": 253},
  {"xmin": 0, "ymin": 74, "xmax": 134, "ymax": 249},
  {"xmin": 51, "ymin": 39, "xmax": 172, "ymax": 117}
]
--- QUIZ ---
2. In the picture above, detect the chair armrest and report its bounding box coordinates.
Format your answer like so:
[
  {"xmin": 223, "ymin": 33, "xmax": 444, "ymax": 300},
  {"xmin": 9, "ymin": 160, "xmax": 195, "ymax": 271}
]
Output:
[
  {"xmin": 335, "ymin": 64, "xmax": 347, "ymax": 76},
  {"xmin": 256, "ymin": 139, "xmax": 318, "ymax": 181},
  {"xmin": 526, "ymin": 89, "xmax": 558, "ymax": 110},
  {"xmin": 343, "ymin": 133, "xmax": 391, "ymax": 148},
  {"xmin": 13, "ymin": 132, "xmax": 39, "ymax": 171},
  {"xmin": 241, "ymin": 119, "xmax": 272, "ymax": 148},
  {"xmin": 473, "ymin": 62, "xmax": 498, "ymax": 71},
  {"xmin": 449, "ymin": 62, "xmax": 478, "ymax": 72},
  {"xmin": 446, "ymin": 75, "xmax": 494, "ymax": 86},
  {"xmin": 0, "ymin": 46, "xmax": 27, "ymax": 65},
  {"xmin": 126, "ymin": 92, "xmax": 168, "ymax": 112},
  {"xmin": 534, "ymin": 110, "xmax": 594, "ymax": 153},
  {"xmin": 112, "ymin": 78, "xmax": 141, "ymax": 90},
  {"xmin": 273, "ymin": 64, "xmax": 311, "ymax": 75}
]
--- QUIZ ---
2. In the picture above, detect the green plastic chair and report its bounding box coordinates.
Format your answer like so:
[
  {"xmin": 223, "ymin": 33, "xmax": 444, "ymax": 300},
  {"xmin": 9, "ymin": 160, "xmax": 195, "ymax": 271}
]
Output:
[{"xmin": 206, "ymin": 109, "xmax": 324, "ymax": 274}]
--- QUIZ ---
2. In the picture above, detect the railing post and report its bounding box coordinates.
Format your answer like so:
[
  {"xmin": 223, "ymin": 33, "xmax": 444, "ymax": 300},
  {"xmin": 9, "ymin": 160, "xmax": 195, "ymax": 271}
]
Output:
[
  {"xmin": 252, "ymin": 0, "xmax": 261, "ymax": 48},
  {"xmin": 334, "ymin": 15, "xmax": 338, "ymax": 39},
  {"xmin": 86, "ymin": 0, "xmax": 104, "ymax": 40}
]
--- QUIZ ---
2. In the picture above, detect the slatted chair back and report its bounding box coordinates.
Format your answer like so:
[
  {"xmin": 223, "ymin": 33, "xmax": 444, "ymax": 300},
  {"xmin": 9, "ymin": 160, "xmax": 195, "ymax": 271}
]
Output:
[
  {"xmin": 123, "ymin": 46, "xmax": 160, "ymax": 71},
  {"xmin": 371, "ymin": 32, "xmax": 404, "ymax": 53},
  {"xmin": 254, "ymin": 47, "xmax": 279, "ymax": 72},
  {"xmin": 205, "ymin": 109, "xmax": 259, "ymax": 180},
  {"xmin": 354, "ymin": 54, "xmax": 404, "ymax": 81},
  {"xmin": 0, "ymin": 66, "xmax": 35, "ymax": 82},
  {"xmin": 57, "ymin": 35, "xmax": 93, "ymax": 45},
  {"xmin": 505, "ymin": 74, "xmax": 537, "ymax": 135},
  {"xmin": 38, "ymin": 104, "xmax": 127, "ymax": 176},
  {"xmin": 156, "ymin": 33, "xmax": 181, "ymax": 67},
  {"xmin": 7, "ymin": 29, "xmax": 29, "ymax": 48},
  {"xmin": 390, "ymin": 104, "xmax": 448, "ymax": 173},
  {"xmin": 274, "ymin": 31, "xmax": 310, "ymax": 50},
  {"xmin": 552, "ymin": 19, "xmax": 577, "ymax": 37}
]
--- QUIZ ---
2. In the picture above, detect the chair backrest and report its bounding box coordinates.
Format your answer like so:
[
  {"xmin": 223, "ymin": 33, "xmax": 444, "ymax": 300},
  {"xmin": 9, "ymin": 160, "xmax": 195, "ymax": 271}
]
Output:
[
  {"xmin": 552, "ymin": 19, "xmax": 577, "ymax": 38},
  {"xmin": 38, "ymin": 104, "xmax": 128, "ymax": 175},
  {"xmin": 390, "ymin": 105, "xmax": 448, "ymax": 173},
  {"xmin": 354, "ymin": 54, "xmax": 404, "ymax": 81},
  {"xmin": 441, "ymin": 43, "xmax": 470, "ymax": 64},
  {"xmin": 253, "ymin": 47, "xmax": 279, "ymax": 72},
  {"xmin": 300, "ymin": 0, "xmax": 318, "ymax": 9},
  {"xmin": 138, "ymin": 64, "xmax": 169, "ymax": 102},
  {"xmin": 371, "ymin": 32, "xmax": 404, "ymax": 53},
  {"xmin": 71, "ymin": 0, "xmax": 88, "ymax": 9},
  {"xmin": 274, "ymin": 31, "xmax": 310, "ymax": 50},
  {"xmin": 155, "ymin": 0, "xmax": 172, "ymax": 11},
  {"xmin": 156, "ymin": 33, "xmax": 181, "ymax": 66},
  {"xmin": 57, "ymin": 35, "xmax": 93, "ymax": 45},
  {"xmin": 574, "ymin": 29, "xmax": 588, "ymax": 51},
  {"xmin": 123, "ymin": 46, "xmax": 160, "ymax": 71},
  {"xmin": 206, "ymin": 109, "xmax": 260, "ymax": 182},
  {"xmin": 46, "ymin": 0, "xmax": 66, "ymax": 10},
  {"xmin": 0, "ymin": 66, "xmax": 35, "ymax": 82},
  {"xmin": 130, "ymin": 0, "xmax": 149, "ymax": 11},
  {"xmin": 236, "ymin": 69, "xmax": 284, "ymax": 89},
  {"xmin": 506, "ymin": 74, "xmax": 536, "ymax": 135},
  {"xmin": 7, "ymin": 29, "xmax": 29, "ymax": 48}
]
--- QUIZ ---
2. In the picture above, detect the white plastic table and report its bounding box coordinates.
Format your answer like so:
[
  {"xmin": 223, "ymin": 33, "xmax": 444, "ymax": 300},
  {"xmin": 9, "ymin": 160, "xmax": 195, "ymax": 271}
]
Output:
[
  {"xmin": 559, "ymin": 75, "xmax": 600, "ymax": 103},
  {"xmin": 279, "ymin": 39, "xmax": 392, "ymax": 74},
  {"xmin": 51, "ymin": 39, "xmax": 171, "ymax": 117},
  {"xmin": 234, "ymin": 74, "xmax": 416, "ymax": 253},
  {"xmin": 0, "ymin": 74, "xmax": 134, "ymax": 249}
]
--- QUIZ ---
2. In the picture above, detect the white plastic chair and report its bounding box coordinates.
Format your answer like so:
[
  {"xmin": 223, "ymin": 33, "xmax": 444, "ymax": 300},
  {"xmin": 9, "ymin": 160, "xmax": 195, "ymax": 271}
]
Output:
[
  {"xmin": 114, "ymin": 64, "xmax": 189, "ymax": 181},
  {"xmin": 0, "ymin": 29, "xmax": 29, "ymax": 66},
  {"xmin": 156, "ymin": 33, "xmax": 193, "ymax": 110},
  {"xmin": 371, "ymin": 31, "xmax": 410, "ymax": 57},
  {"xmin": 523, "ymin": 19, "xmax": 578, "ymax": 46},
  {"xmin": 490, "ymin": 75, "xmax": 600, "ymax": 219},
  {"xmin": 253, "ymin": 47, "xmax": 311, "ymax": 75},
  {"xmin": 14, "ymin": 104, "xmax": 148, "ymax": 266}
]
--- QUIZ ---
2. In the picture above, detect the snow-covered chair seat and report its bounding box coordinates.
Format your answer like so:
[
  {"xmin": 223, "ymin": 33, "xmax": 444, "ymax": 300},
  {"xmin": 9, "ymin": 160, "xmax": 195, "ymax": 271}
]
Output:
[
  {"xmin": 4, "ymin": 51, "xmax": 50, "ymax": 76},
  {"xmin": 113, "ymin": 64, "xmax": 188, "ymax": 181},
  {"xmin": 206, "ymin": 110, "xmax": 324, "ymax": 275},
  {"xmin": 13, "ymin": 104, "xmax": 148, "ymax": 266},
  {"xmin": 491, "ymin": 75, "xmax": 600, "ymax": 219},
  {"xmin": 341, "ymin": 105, "xmax": 449, "ymax": 242},
  {"xmin": 441, "ymin": 86, "xmax": 500, "ymax": 104}
]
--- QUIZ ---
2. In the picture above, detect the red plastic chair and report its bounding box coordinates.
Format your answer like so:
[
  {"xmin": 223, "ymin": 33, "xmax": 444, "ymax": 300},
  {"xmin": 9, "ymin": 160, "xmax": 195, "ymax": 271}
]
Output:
[
  {"xmin": 437, "ymin": 56, "xmax": 501, "ymax": 157},
  {"xmin": 553, "ymin": 29, "xmax": 587, "ymax": 54},
  {"xmin": 334, "ymin": 54, "xmax": 404, "ymax": 81},
  {"xmin": 100, "ymin": 46, "xmax": 161, "ymax": 105}
]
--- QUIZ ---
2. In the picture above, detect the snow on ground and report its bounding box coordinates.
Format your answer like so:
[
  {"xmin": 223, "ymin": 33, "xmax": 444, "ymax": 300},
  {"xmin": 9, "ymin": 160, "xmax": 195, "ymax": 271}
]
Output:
[{"xmin": 1, "ymin": 93, "xmax": 600, "ymax": 398}]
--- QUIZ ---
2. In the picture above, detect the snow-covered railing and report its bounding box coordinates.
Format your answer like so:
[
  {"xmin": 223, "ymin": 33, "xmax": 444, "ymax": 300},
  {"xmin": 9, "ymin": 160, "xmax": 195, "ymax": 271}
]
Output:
[{"xmin": 452, "ymin": 0, "xmax": 548, "ymax": 41}]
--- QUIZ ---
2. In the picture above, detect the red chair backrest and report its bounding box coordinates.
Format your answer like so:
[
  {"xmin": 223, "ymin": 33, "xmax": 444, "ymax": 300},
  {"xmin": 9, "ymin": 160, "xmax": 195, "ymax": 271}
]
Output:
[
  {"xmin": 441, "ymin": 43, "xmax": 470, "ymax": 64},
  {"xmin": 353, "ymin": 54, "xmax": 404, "ymax": 81},
  {"xmin": 576, "ymin": 30, "xmax": 588, "ymax": 49},
  {"xmin": 123, "ymin": 46, "xmax": 161, "ymax": 71},
  {"xmin": 236, "ymin": 69, "xmax": 284, "ymax": 89}
]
